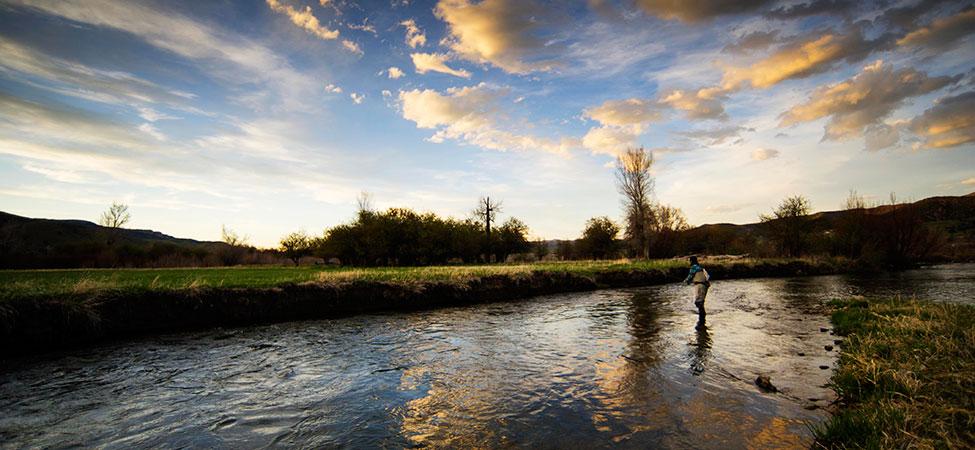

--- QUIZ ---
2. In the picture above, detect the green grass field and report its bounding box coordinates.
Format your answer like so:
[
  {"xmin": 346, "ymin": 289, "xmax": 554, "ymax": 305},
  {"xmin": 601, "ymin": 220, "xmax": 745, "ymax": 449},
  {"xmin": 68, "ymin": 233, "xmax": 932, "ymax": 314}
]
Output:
[
  {"xmin": 0, "ymin": 259, "xmax": 694, "ymax": 300},
  {"xmin": 816, "ymin": 297, "xmax": 975, "ymax": 448}
]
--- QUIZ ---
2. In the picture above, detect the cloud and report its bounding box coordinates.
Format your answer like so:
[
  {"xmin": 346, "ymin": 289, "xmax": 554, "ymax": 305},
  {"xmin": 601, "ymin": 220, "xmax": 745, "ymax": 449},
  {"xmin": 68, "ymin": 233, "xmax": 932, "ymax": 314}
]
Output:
[
  {"xmin": 7, "ymin": 0, "xmax": 319, "ymax": 112},
  {"xmin": 679, "ymin": 125, "xmax": 750, "ymax": 145},
  {"xmin": 897, "ymin": 8, "xmax": 975, "ymax": 52},
  {"xmin": 583, "ymin": 98, "xmax": 662, "ymax": 126},
  {"xmin": 0, "ymin": 37, "xmax": 195, "ymax": 109},
  {"xmin": 751, "ymin": 148, "xmax": 780, "ymax": 160},
  {"xmin": 138, "ymin": 123, "xmax": 166, "ymax": 141},
  {"xmin": 434, "ymin": 0, "xmax": 558, "ymax": 74},
  {"xmin": 400, "ymin": 19, "xmax": 427, "ymax": 48},
  {"xmin": 410, "ymin": 52, "xmax": 471, "ymax": 78},
  {"xmin": 723, "ymin": 30, "xmax": 780, "ymax": 54},
  {"xmin": 350, "ymin": 92, "xmax": 365, "ymax": 104},
  {"xmin": 341, "ymin": 39, "xmax": 362, "ymax": 54},
  {"xmin": 265, "ymin": 0, "xmax": 340, "ymax": 40},
  {"xmin": 779, "ymin": 61, "xmax": 957, "ymax": 140},
  {"xmin": 634, "ymin": 0, "xmax": 775, "ymax": 22},
  {"xmin": 660, "ymin": 88, "xmax": 727, "ymax": 120},
  {"xmin": 398, "ymin": 83, "xmax": 573, "ymax": 154},
  {"xmin": 324, "ymin": 83, "xmax": 343, "ymax": 93},
  {"xmin": 765, "ymin": 0, "xmax": 855, "ymax": 19},
  {"xmin": 387, "ymin": 66, "xmax": 405, "ymax": 79},
  {"xmin": 582, "ymin": 125, "xmax": 643, "ymax": 156},
  {"xmin": 864, "ymin": 123, "xmax": 901, "ymax": 151},
  {"xmin": 581, "ymin": 98, "xmax": 663, "ymax": 155},
  {"xmin": 909, "ymin": 90, "xmax": 975, "ymax": 149},
  {"xmin": 963, "ymin": 177, "xmax": 975, "ymax": 185},
  {"xmin": 720, "ymin": 28, "xmax": 878, "ymax": 90},
  {"xmin": 137, "ymin": 107, "xmax": 177, "ymax": 122}
]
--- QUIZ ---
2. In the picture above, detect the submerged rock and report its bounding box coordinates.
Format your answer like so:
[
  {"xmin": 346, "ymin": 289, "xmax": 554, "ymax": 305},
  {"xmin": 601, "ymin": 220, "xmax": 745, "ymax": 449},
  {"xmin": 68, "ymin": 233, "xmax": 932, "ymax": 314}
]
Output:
[{"xmin": 755, "ymin": 375, "xmax": 778, "ymax": 392}]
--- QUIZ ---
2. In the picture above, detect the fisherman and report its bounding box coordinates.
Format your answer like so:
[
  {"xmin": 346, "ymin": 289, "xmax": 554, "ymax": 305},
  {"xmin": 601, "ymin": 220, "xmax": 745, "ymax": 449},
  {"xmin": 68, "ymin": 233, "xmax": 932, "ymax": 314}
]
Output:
[{"xmin": 684, "ymin": 256, "xmax": 710, "ymax": 316}]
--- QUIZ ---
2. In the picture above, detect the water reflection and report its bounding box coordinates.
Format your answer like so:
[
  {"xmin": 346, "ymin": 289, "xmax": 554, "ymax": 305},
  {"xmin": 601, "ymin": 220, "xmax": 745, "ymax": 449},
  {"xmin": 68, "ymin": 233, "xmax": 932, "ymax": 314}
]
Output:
[
  {"xmin": 690, "ymin": 319, "xmax": 711, "ymax": 375},
  {"xmin": 1, "ymin": 264, "xmax": 972, "ymax": 448}
]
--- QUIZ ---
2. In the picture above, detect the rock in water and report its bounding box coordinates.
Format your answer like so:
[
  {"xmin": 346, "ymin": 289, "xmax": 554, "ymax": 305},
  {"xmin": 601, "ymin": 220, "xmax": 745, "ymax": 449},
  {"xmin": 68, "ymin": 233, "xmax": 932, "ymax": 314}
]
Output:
[
  {"xmin": 755, "ymin": 375, "xmax": 777, "ymax": 392},
  {"xmin": 824, "ymin": 345, "xmax": 834, "ymax": 351}
]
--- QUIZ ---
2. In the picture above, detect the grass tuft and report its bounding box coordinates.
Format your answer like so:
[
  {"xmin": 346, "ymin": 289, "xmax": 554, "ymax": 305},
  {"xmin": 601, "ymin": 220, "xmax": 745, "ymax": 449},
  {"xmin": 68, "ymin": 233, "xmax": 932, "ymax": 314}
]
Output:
[{"xmin": 815, "ymin": 297, "xmax": 975, "ymax": 449}]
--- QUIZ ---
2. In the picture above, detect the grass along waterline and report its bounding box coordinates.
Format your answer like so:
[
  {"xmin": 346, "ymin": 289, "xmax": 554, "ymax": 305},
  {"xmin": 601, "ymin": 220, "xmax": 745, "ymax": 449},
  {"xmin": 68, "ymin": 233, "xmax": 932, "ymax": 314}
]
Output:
[{"xmin": 816, "ymin": 297, "xmax": 975, "ymax": 448}]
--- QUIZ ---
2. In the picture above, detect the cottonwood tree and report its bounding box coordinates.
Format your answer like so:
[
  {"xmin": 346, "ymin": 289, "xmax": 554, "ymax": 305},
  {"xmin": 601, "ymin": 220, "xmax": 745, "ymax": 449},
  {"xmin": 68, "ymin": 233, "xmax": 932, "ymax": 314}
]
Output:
[
  {"xmin": 616, "ymin": 148, "xmax": 654, "ymax": 259},
  {"xmin": 99, "ymin": 202, "xmax": 131, "ymax": 228},
  {"xmin": 280, "ymin": 230, "xmax": 312, "ymax": 266},
  {"xmin": 760, "ymin": 195, "xmax": 812, "ymax": 257}
]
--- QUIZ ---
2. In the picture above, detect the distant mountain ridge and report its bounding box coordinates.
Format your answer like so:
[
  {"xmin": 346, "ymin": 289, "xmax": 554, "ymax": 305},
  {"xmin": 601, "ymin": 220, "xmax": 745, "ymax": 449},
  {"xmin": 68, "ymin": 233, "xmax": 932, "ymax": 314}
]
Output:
[
  {"xmin": 2, "ymin": 192, "xmax": 973, "ymax": 268},
  {"xmin": 0, "ymin": 211, "xmax": 237, "ymax": 268}
]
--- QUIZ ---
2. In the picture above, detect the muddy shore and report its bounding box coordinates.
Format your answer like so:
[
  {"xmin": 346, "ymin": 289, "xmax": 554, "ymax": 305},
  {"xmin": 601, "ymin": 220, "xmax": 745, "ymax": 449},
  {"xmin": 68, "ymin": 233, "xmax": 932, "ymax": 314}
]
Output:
[{"xmin": 0, "ymin": 260, "xmax": 848, "ymax": 359}]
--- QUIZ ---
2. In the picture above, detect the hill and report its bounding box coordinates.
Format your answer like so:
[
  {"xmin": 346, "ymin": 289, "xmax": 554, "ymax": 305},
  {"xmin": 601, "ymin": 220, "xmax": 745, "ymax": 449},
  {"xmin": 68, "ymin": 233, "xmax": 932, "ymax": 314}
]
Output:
[{"xmin": 0, "ymin": 212, "xmax": 249, "ymax": 269}]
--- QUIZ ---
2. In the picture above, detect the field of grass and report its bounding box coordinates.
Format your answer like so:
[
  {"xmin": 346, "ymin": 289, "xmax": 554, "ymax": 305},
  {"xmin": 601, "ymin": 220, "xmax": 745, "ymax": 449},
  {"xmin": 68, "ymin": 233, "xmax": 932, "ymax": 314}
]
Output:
[
  {"xmin": 0, "ymin": 259, "xmax": 695, "ymax": 300},
  {"xmin": 816, "ymin": 297, "xmax": 975, "ymax": 448}
]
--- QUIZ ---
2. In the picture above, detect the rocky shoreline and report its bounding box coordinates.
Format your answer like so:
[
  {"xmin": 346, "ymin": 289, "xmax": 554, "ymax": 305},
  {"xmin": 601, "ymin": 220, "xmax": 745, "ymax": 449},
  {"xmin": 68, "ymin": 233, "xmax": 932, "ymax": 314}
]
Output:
[{"xmin": 0, "ymin": 259, "xmax": 848, "ymax": 359}]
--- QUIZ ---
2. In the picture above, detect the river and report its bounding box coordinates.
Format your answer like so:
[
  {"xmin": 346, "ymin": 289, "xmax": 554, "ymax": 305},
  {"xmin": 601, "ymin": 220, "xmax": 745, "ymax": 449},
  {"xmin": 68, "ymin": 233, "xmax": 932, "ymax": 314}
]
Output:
[{"xmin": 1, "ymin": 264, "xmax": 973, "ymax": 448}]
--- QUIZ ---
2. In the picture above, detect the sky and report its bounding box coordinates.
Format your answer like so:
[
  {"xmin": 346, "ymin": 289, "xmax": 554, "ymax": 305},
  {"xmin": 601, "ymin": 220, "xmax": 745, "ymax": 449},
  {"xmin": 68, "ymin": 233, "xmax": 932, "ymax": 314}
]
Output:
[{"xmin": 0, "ymin": 0, "xmax": 973, "ymax": 247}]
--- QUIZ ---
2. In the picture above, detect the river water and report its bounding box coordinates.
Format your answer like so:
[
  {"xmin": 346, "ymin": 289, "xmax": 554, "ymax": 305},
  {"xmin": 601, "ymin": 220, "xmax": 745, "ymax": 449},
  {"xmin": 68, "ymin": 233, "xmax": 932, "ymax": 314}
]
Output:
[{"xmin": 1, "ymin": 264, "xmax": 973, "ymax": 449}]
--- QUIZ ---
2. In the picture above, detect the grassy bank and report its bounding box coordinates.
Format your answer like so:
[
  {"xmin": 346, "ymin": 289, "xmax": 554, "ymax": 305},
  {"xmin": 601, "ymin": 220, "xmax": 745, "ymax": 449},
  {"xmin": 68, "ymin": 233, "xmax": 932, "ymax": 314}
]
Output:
[
  {"xmin": 816, "ymin": 298, "xmax": 975, "ymax": 448},
  {"xmin": 1, "ymin": 257, "xmax": 803, "ymax": 300},
  {"xmin": 0, "ymin": 258, "xmax": 847, "ymax": 358}
]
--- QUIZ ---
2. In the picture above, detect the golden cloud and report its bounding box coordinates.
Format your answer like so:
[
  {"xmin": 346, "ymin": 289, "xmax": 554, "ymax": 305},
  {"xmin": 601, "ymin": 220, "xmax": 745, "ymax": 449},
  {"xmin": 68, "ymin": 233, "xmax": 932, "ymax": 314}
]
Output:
[
  {"xmin": 780, "ymin": 61, "xmax": 957, "ymax": 140},
  {"xmin": 721, "ymin": 30, "xmax": 872, "ymax": 90},
  {"xmin": 634, "ymin": 0, "xmax": 774, "ymax": 22},
  {"xmin": 582, "ymin": 125, "xmax": 644, "ymax": 156},
  {"xmin": 584, "ymin": 98, "xmax": 662, "ymax": 126},
  {"xmin": 399, "ymin": 83, "xmax": 572, "ymax": 154},
  {"xmin": 410, "ymin": 52, "xmax": 471, "ymax": 78},
  {"xmin": 266, "ymin": 0, "xmax": 339, "ymax": 41},
  {"xmin": 751, "ymin": 148, "xmax": 779, "ymax": 160},
  {"xmin": 909, "ymin": 91, "xmax": 975, "ymax": 149},
  {"xmin": 660, "ymin": 88, "xmax": 727, "ymax": 120},
  {"xmin": 400, "ymin": 19, "xmax": 427, "ymax": 48},
  {"xmin": 897, "ymin": 8, "xmax": 975, "ymax": 52},
  {"xmin": 434, "ymin": 0, "xmax": 557, "ymax": 74}
]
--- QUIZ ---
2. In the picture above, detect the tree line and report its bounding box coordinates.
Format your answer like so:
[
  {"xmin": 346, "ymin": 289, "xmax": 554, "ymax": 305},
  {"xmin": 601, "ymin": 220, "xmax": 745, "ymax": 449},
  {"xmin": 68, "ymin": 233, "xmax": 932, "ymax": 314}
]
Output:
[{"xmin": 277, "ymin": 196, "xmax": 531, "ymax": 266}]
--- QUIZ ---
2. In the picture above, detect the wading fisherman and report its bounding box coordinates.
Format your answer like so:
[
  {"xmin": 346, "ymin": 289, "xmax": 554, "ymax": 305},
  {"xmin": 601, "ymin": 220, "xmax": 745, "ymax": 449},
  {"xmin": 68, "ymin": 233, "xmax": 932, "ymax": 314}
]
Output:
[{"xmin": 684, "ymin": 256, "xmax": 710, "ymax": 316}]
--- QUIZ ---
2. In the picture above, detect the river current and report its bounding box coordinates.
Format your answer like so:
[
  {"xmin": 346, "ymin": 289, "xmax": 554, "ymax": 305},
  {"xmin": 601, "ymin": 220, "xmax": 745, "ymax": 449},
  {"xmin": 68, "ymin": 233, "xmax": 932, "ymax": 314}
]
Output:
[{"xmin": 1, "ymin": 264, "xmax": 972, "ymax": 448}]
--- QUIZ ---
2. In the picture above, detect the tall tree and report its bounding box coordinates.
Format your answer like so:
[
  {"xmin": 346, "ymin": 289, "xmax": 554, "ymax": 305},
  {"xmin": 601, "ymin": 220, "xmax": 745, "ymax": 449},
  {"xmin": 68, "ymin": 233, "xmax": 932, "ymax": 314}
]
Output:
[
  {"xmin": 616, "ymin": 148, "xmax": 654, "ymax": 259},
  {"xmin": 99, "ymin": 202, "xmax": 131, "ymax": 228},
  {"xmin": 472, "ymin": 196, "xmax": 502, "ymax": 240}
]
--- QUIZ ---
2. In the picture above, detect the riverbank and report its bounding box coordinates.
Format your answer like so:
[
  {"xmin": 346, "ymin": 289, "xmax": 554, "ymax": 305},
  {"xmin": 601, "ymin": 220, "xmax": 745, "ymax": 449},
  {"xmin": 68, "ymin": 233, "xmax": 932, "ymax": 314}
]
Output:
[
  {"xmin": 817, "ymin": 297, "xmax": 975, "ymax": 448},
  {"xmin": 0, "ymin": 258, "xmax": 849, "ymax": 359}
]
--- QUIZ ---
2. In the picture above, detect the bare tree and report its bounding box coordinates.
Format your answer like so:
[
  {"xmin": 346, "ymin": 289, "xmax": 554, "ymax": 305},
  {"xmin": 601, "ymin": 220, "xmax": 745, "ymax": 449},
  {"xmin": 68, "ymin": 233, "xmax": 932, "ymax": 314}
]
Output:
[
  {"xmin": 616, "ymin": 148, "xmax": 654, "ymax": 259},
  {"xmin": 356, "ymin": 191, "xmax": 375, "ymax": 214},
  {"xmin": 221, "ymin": 225, "xmax": 249, "ymax": 247},
  {"xmin": 472, "ymin": 196, "xmax": 503, "ymax": 241},
  {"xmin": 99, "ymin": 202, "xmax": 131, "ymax": 228}
]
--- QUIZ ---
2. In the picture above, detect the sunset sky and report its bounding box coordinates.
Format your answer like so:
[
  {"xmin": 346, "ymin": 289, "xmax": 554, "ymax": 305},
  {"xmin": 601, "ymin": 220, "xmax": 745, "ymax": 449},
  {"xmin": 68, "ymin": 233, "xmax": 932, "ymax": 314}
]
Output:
[{"xmin": 0, "ymin": 0, "xmax": 972, "ymax": 246}]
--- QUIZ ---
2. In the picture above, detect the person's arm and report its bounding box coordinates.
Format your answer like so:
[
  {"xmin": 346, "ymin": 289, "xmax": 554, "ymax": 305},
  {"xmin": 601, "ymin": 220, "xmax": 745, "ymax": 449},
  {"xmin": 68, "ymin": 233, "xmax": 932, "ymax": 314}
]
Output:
[{"xmin": 684, "ymin": 266, "xmax": 696, "ymax": 284}]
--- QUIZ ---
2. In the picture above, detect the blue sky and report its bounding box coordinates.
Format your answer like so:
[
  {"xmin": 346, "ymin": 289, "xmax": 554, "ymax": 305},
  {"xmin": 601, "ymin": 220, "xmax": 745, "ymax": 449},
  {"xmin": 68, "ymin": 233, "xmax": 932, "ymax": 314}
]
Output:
[{"xmin": 0, "ymin": 0, "xmax": 972, "ymax": 246}]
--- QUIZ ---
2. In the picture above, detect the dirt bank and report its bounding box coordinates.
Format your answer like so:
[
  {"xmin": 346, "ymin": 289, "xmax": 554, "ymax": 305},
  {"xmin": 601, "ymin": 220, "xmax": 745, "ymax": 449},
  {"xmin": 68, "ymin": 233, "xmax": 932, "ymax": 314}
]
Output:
[{"xmin": 0, "ymin": 260, "xmax": 848, "ymax": 359}]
